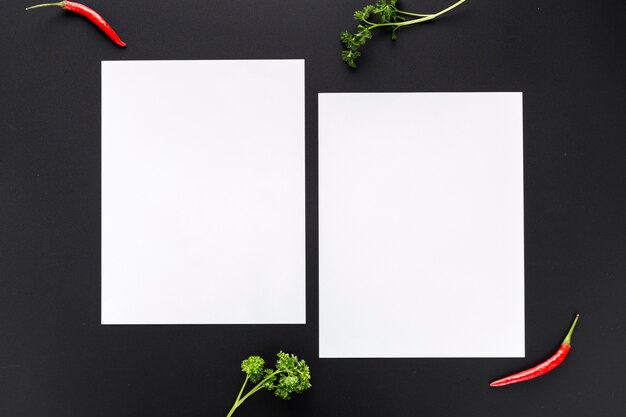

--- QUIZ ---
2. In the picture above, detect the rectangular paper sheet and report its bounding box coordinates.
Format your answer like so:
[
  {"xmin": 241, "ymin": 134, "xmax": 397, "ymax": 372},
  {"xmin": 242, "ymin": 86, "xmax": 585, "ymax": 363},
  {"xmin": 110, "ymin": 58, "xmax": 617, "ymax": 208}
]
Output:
[
  {"xmin": 319, "ymin": 93, "xmax": 524, "ymax": 357},
  {"xmin": 102, "ymin": 60, "xmax": 305, "ymax": 324}
]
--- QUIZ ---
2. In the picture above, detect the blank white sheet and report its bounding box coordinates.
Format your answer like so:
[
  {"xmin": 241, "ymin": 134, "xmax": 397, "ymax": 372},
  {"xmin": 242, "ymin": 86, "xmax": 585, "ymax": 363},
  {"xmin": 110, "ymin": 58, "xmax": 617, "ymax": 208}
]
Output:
[
  {"xmin": 319, "ymin": 93, "xmax": 524, "ymax": 357},
  {"xmin": 101, "ymin": 60, "xmax": 305, "ymax": 324}
]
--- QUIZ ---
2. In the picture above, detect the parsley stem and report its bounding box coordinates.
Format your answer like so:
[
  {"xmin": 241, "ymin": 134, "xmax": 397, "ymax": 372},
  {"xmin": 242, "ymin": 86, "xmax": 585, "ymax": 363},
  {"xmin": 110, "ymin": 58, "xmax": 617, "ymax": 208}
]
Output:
[
  {"xmin": 226, "ymin": 403, "xmax": 238, "ymax": 417},
  {"xmin": 394, "ymin": 10, "xmax": 430, "ymax": 18},
  {"xmin": 237, "ymin": 370, "xmax": 281, "ymax": 404},
  {"xmin": 235, "ymin": 375, "xmax": 249, "ymax": 403},
  {"xmin": 226, "ymin": 374, "xmax": 250, "ymax": 417},
  {"xmin": 370, "ymin": 0, "xmax": 466, "ymax": 29},
  {"xmin": 418, "ymin": 0, "xmax": 465, "ymax": 20}
]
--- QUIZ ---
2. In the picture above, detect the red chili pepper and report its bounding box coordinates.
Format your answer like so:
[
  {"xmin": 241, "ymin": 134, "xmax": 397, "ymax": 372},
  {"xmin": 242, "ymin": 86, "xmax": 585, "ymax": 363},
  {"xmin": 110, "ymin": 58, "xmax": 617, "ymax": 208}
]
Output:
[
  {"xmin": 490, "ymin": 314, "xmax": 579, "ymax": 387},
  {"xmin": 26, "ymin": 1, "xmax": 126, "ymax": 47}
]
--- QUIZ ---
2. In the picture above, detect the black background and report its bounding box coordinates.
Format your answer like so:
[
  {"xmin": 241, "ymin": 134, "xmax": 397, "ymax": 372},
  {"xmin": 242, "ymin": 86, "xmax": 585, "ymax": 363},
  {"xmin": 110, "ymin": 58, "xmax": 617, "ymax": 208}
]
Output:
[{"xmin": 1, "ymin": 0, "xmax": 625, "ymax": 416}]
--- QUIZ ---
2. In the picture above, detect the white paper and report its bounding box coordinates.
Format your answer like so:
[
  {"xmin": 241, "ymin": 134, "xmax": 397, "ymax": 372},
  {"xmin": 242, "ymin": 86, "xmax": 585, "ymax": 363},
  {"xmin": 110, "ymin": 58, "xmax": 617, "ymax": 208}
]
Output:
[
  {"xmin": 319, "ymin": 93, "xmax": 524, "ymax": 357},
  {"xmin": 101, "ymin": 60, "xmax": 305, "ymax": 324}
]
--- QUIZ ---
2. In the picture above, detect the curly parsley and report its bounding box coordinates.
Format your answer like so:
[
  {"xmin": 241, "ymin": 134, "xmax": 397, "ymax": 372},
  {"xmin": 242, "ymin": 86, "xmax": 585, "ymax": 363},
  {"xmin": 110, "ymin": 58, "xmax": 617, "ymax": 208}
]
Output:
[
  {"xmin": 341, "ymin": 0, "xmax": 467, "ymax": 68},
  {"xmin": 226, "ymin": 352, "xmax": 311, "ymax": 417}
]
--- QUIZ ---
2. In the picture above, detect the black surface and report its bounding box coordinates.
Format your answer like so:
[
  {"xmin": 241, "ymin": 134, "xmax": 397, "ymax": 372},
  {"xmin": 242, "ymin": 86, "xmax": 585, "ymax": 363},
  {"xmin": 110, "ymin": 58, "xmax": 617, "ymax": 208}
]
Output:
[{"xmin": 1, "ymin": 0, "xmax": 625, "ymax": 416}]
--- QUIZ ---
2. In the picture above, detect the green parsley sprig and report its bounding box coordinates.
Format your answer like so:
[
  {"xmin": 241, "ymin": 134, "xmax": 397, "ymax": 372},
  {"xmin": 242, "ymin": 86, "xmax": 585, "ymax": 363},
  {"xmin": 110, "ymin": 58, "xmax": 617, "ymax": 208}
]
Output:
[
  {"xmin": 341, "ymin": 0, "xmax": 467, "ymax": 68},
  {"xmin": 226, "ymin": 352, "xmax": 311, "ymax": 417}
]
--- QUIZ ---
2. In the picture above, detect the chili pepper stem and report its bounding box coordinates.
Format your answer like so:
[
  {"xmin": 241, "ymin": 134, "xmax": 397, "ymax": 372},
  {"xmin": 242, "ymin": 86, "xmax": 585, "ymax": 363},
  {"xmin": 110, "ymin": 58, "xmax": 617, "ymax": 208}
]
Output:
[
  {"xmin": 25, "ymin": 2, "xmax": 67, "ymax": 11},
  {"xmin": 562, "ymin": 314, "xmax": 579, "ymax": 346}
]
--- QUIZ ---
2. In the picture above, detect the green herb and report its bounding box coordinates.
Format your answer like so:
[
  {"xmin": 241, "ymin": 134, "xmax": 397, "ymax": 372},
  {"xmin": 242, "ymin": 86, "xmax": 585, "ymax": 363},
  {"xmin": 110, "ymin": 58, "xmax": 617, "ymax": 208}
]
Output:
[
  {"xmin": 226, "ymin": 352, "xmax": 312, "ymax": 417},
  {"xmin": 341, "ymin": 0, "xmax": 466, "ymax": 68}
]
